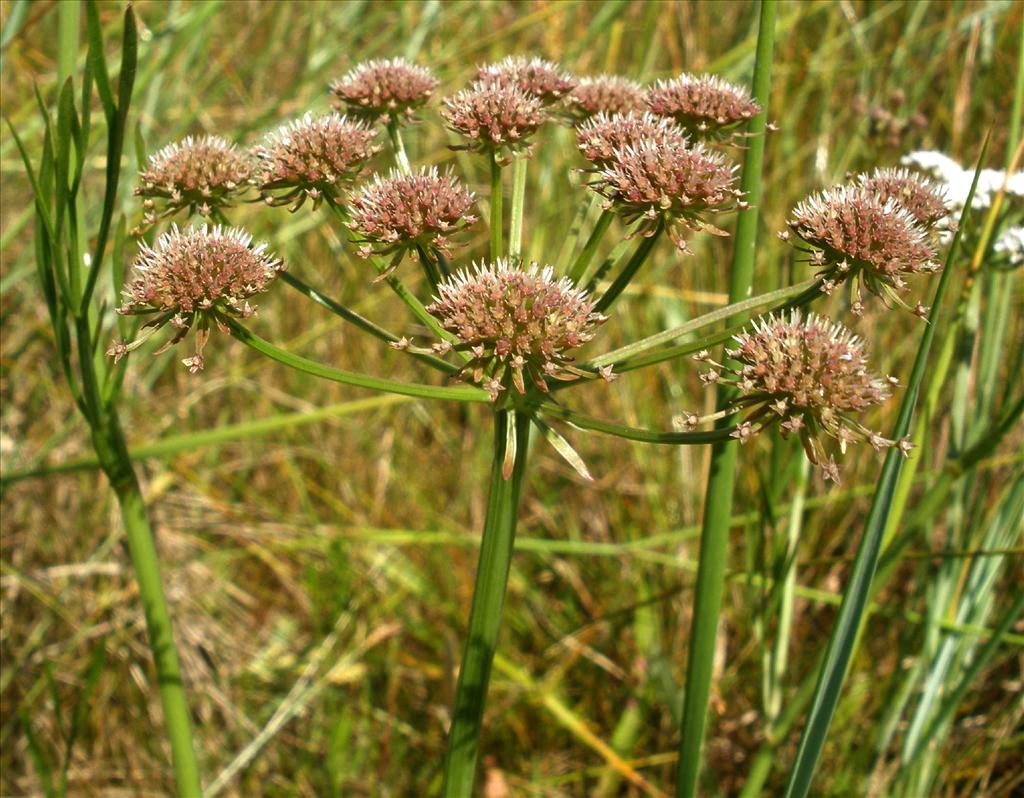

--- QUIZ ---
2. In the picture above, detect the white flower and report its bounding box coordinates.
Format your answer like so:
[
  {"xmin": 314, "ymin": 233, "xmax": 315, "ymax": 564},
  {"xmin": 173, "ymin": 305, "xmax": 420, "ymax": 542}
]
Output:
[
  {"xmin": 901, "ymin": 150, "xmax": 1024, "ymax": 211},
  {"xmin": 994, "ymin": 225, "xmax": 1024, "ymax": 266}
]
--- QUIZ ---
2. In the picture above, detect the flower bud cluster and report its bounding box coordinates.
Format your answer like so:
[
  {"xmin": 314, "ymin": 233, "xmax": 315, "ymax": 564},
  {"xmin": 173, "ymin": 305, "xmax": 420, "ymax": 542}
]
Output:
[
  {"xmin": 575, "ymin": 111, "xmax": 687, "ymax": 166},
  {"xmin": 855, "ymin": 167, "xmax": 950, "ymax": 228},
  {"xmin": 347, "ymin": 168, "xmax": 478, "ymax": 258},
  {"xmin": 566, "ymin": 75, "xmax": 645, "ymax": 119},
  {"xmin": 426, "ymin": 260, "xmax": 607, "ymax": 400},
  {"xmin": 696, "ymin": 311, "xmax": 908, "ymax": 481},
  {"xmin": 253, "ymin": 113, "xmax": 380, "ymax": 211},
  {"xmin": 136, "ymin": 136, "xmax": 252, "ymax": 226},
  {"xmin": 442, "ymin": 83, "xmax": 546, "ymax": 158},
  {"xmin": 475, "ymin": 56, "xmax": 577, "ymax": 105},
  {"xmin": 646, "ymin": 73, "xmax": 760, "ymax": 138},
  {"xmin": 590, "ymin": 138, "xmax": 742, "ymax": 251},
  {"xmin": 785, "ymin": 185, "xmax": 939, "ymax": 313},
  {"xmin": 109, "ymin": 225, "xmax": 283, "ymax": 372},
  {"xmin": 331, "ymin": 58, "xmax": 439, "ymax": 122}
]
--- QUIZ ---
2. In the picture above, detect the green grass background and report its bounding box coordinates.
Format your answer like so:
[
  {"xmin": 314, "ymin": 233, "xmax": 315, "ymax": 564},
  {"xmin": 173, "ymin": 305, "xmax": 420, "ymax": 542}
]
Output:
[{"xmin": 1, "ymin": 1, "xmax": 1021, "ymax": 795}]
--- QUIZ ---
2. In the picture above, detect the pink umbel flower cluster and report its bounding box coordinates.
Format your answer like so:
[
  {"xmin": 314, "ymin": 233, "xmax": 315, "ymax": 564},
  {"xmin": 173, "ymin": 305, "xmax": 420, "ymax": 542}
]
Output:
[
  {"xmin": 442, "ymin": 83, "xmax": 546, "ymax": 158},
  {"xmin": 427, "ymin": 260, "xmax": 608, "ymax": 400},
  {"xmin": 253, "ymin": 113, "xmax": 380, "ymax": 211},
  {"xmin": 136, "ymin": 135, "xmax": 252, "ymax": 226},
  {"xmin": 575, "ymin": 111, "xmax": 687, "ymax": 166},
  {"xmin": 646, "ymin": 73, "xmax": 761, "ymax": 137},
  {"xmin": 331, "ymin": 57, "xmax": 440, "ymax": 122},
  {"xmin": 590, "ymin": 138, "xmax": 742, "ymax": 251},
  {"xmin": 567, "ymin": 75, "xmax": 646, "ymax": 120},
  {"xmin": 695, "ymin": 311, "xmax": 908, "ymax": 481},
  {"xmin": 855, "ymin": 167, "xmax": 950, "ymax": 228},
  {"xmin": 475, "ymin": 56, "xmax": 577, "ymax": 105},
  {"xmin": 347, "ymin": 168, "xmax": 478, "ymax": 258},
  {"xmin": 785, "ymin": 185, "xmax": 939, "ymax": 314},
  {"xmin": 109, "ymin": 225, "xmax": 283, "ymax": 372}
]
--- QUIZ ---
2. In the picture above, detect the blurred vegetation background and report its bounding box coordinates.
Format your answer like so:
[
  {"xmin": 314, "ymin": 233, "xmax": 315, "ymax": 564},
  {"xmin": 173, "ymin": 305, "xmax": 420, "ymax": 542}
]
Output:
[{"xmin": 1, "ymin": 1, "xmax": 1021, "ymax": 796}]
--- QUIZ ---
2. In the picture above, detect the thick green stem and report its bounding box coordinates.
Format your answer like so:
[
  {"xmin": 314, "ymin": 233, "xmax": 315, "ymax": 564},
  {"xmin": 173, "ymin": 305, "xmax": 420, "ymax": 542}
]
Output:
[
  {"xmin": 567, "ymin": 208, "xmax": 614, "ymax": 285},
  {"xmin": 386, "ymin": 116, "xmax": 411, "ymax": 174},
  {"xmin": 93, "ymin": 413, "xmax": 202, "ymax": 798},
  {"xmin": 509, "ymin": 157, "xmax": 527, "ymax": 261},
  {"xmin": 442, "ymin": 410, "xmax": 531, "ymax": 796},
  {"xmin": 490, "ymin": 153, "xmax": 503, "ymax": 262},
  {"xmin": 593, "ymin": 222, "xmax": 664, "ymax": 313},
  {"xmin": 675, "ymin": 3, "xmax": 777, "ymax": 797}
]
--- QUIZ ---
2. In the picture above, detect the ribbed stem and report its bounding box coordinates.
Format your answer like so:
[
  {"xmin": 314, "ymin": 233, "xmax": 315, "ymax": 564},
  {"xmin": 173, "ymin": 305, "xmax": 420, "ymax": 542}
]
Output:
[
  {"xmin": 675, "ymin": 3, "xmax": 777, "ymax": 796},
  {"xmin": 442, "ymin": 410, "xmax": 531, "ymax": 796},
  {"xmin": 93, "ymin": 413, "xmax": 202, "ymax": 798},
  {"xmin": 490, "ymin": 152, "xmax": 503, "ymax": 261},
  {"xmin": 509, "ymin": 157, "xmax": 527, "ymax": 261},
  {"xmin": 386, "ymin": 116, "xmax": 411, "ymax": 174},
  {"xmin": 567, "ymin": 208, "xmax": 614, "ymax": 285},
  {"xmin": 593, "ymin": 221, "xmax": 663, "ymax": 313}
]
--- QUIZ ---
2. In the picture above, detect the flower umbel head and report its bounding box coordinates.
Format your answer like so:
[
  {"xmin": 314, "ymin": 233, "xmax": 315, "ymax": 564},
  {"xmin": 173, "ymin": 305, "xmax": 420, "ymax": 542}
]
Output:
[
  {"xmin": 698, "ymin": 311, "xmax": 902, "ymax": 481},
  {"xmin": 856, "ymin": 167, "xmax": 950, "ymax": 228},
  {"xmin": 590, "ymin": 139, "xmax": 741, "ymax": 251},
  {"xmin": 475, "ymin": 56, "xmax": 576, "ymax": 105},
  {"xmin": 442, "ymin": 83, "xmax": 546, "ymax": 159},
  {"xmin": 786, "ymin": 185, "xmax": 939, "ymax": 313},
  {"xmin": 646, "ymin": 73, "xmax": 760, "ymax": 138},
  {"xmin": 426, "ymin": 260, "xmax": 607, "ymax": 400},
  {"xmin": 346, "ymin": 167, "xmax": 478, "ymax": 259},
  {"xmin": 135, "ymin": 136, "xmax": 252, "ymax": 226},
  {"xmin": 576, "ymin": 111, "xmax": 687, "ymax": 166},
  {"xmin": 331, "ymin": 58, "xmax": 440, "ymax": 123},
  {"xmin": 108, "ymin": 225, "xmax": 283, "ymax": 372},
  {"xmin": 253, "ymin": 113, "xmax": 380, "ymax": 211},
  {"xmin": 566, "ymin": 76, "xmax": 646, "ymax": 120}
]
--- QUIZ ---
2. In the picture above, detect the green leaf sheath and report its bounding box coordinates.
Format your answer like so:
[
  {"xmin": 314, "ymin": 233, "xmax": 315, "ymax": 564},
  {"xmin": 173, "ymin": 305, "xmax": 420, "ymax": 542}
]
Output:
[{"xmin": 442, "ymin": 410, "xmax": 531, "ymax": 795}]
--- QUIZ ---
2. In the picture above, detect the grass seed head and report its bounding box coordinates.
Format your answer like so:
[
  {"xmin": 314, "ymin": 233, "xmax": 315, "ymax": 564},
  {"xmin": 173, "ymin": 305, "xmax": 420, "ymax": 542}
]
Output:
[
  {"xmin": 567, "ymin": 75, "xmax": 646, "ymax": 119},
  {"xmin": 787, "ymin": 184, "xmax": 939, "ymax": 313},
  {"xmin": 136, "ymin": 135, "xmax": 252, "ymax": 226},
  {"xmin": 347, "ymin": 167, "xmax": 478, "ymax": 259},
  {"xmin": 646, "ymin": 73, "xmax": 760, "ymax": 138},
  {"xmin": 442, "ymin": 83, "xmax": 546, "ymax": 159},
  {"xmin": 330, "ymin": 57, "xmax": 440, "ymax": 122},
  {"xmin": 475, "ymin": 56, "xmax": 577, "ymax": 104},
  {"xmin": 253, "ymin": 112, "xmax": 380, "ymax": 211},
  {"xmin": 704, "ymin": 311, "xmax": 899, "ymax": 480},
  {"xmin": 591, "ymin": 138, "xmax": 741, "ymax": 251},
  {"xmin": 576, "ymin": 111, "xmax": 687, "ymax": 166},
  {"xmin": 110, "ymin": 224, "xmax": 283, "ymax": 372},
  {"xmin": 427, "ymin": 259, "xmax": 607, "ymax": 400},
  {"xmin": 856, "ymin": 167, "xmax": 950, "ymax": 228}
]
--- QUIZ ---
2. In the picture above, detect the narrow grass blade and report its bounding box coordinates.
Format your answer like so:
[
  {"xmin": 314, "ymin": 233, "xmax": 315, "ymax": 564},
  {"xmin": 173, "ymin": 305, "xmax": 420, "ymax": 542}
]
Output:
[{"xmin": 781, "ymin": 135, "xmax": 991, "ymax": 798}]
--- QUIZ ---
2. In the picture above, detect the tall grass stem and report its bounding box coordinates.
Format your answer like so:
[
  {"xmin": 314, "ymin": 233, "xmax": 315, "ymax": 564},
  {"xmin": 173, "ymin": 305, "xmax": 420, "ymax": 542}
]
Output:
[{"xmin": 674, "ymin": 3, "xmax": 777, "ymax": 795}]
